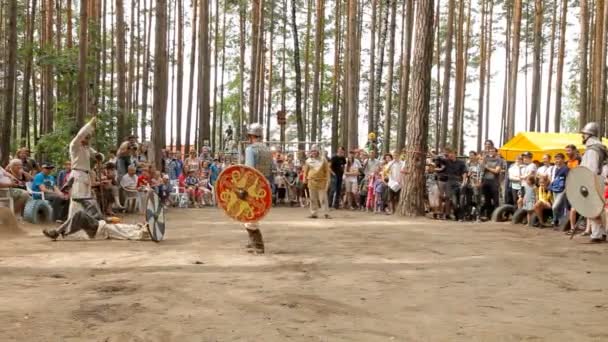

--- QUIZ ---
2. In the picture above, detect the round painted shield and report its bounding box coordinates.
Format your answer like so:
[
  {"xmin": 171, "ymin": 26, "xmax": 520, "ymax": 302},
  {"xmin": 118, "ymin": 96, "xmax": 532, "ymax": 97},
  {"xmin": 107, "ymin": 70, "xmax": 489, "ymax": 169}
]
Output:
[
  {"xmin": 215, "ymin": 165, "xmax": 272, "ymax": 223},
  {"xmin": 566, "ymin": 166, "xmax": 605, "ymax": 219},
  {"xmin": 146, "ymin": 191, "xmax": 166, "ymax": 242}
]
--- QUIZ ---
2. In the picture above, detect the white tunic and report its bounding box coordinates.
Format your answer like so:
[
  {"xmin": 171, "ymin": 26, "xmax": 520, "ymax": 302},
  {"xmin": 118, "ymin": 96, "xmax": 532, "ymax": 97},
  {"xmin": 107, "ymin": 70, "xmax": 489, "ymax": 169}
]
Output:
[{"xmin": 69, "ymin": 121, "xmax": 102, "ymax": 217}]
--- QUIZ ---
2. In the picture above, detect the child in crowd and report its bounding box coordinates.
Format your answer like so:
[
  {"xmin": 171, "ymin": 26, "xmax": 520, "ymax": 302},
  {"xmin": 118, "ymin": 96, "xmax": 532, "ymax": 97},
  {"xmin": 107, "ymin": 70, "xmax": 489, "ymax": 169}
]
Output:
[
  {"xmin": 520, "ymin": 175, "xmax": 537, "ymax": 227},
  {"xmin": 374, "ymin": 174, "xmax": 387, "ymax": 214},
  {"xmin": 366, "ymin": 168, "xmax": 378, "ymax": 211},
  {"xmin": 185, "ymin": 170, "xmax": 202, "ymax": 207},
  {"xmin": 137, "ymin": 167, "xmax": 151, "ymax": 190},
  {"xmin": 198, "ymin": 175, "xmax": 214, "ymax": 206},
  {"xmin": 296, "ymin": 166, "xmax": 309, "ymax": 207},
  {"xmin": 534, "ymin": 175, "xmax": 553, "ymax": 227}
]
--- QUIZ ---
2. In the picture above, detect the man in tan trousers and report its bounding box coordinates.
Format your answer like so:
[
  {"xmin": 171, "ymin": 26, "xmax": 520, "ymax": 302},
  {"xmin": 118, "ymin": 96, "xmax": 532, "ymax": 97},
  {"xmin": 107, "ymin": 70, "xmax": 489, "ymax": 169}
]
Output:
[{"xmin": 303, "ymin": 145, "xmax": 331, "ymax": 219}]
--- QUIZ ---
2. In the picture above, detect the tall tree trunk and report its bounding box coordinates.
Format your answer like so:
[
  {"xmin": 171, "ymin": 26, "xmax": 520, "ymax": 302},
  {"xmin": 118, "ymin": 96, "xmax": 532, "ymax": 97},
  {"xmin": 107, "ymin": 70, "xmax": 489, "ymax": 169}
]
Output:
[
  {"xmin": 43, "ymin": 0, "xmax": 54, "ymax": 134},
  {"xmin": 116, "ymin": 0, "xmax": 127, "ymax": 143},
  {"xmin": 452, "ymin": 0, "xmax": 465, "ymax": 151},
  {"xmin": 140, "ymin": 0, "xmax": 153, "ymax": 141},
  {"xmin": 373, "ymin": 0, "xmax": 389, "ymax": 135},
  {"xmin": 433, "ymin": 0, "xmax": 441, "ymax": 151},
  {"xmin": 126, "ymin": 0, "xmax": 136, "ymax": 129},
  {"xmin": 345, "ymin": 0, "xmax": 359, "ymax": 150},
  {"xmin": 367, "ymin": 0, "xmax": 377, "ymax": 134},
  {"xmin": 381, "ymin": 0, "xmax": 397, "ymax": 154},
  {"xmin": 249, "ymin": 0, "xmax": 263, "ymax": 123},
  {"xmin": 77, "ymin": 0, "xmax": 89, "ymax": 128},
  {"xmin": 152, "ymin": 0, "xmax": 168, "ymax": 168},
  {"xmin": 396, "ymin": 0, "xmax": 414, "ymax": 151},
  {"xmin": 218, "ymin": 0, "xmax": 227, "ymax": 149},
  {"xmin": 484, "ymin": 0, "xmax": 494, "ymax": 142},
  {"xmin": 310, "ymin": 0, "xmax": 325, "ymax": 142},
  {"xmin": 440, "ymin": 0, "xmax": 455, "ymax": 148},
  {"xmin": 211, "ymin": 0, "xmax": 220, "ymax": 151},
  {"xmin": 1, "ymin": 0, "xmax": 17, "ymax": 166},
  {"xmin": 176, "ymin": 0, "xmax": 184, "ymax": 151},
  {"xmin": 477, "ymin": 0, "xmax": 487, "ymax": 151},
  {"xmin": 266, "ymin": 0, "xmax": 275, "ymax": 141},
  {"xmin": 330, "ymin": 0, "xmax": 342, "ymax": 154},
  {"xmin": 238, "ymin": 0, "xmax": 246, "ymax": 139},
  {"xmin": 592, "ymin": 0, "xmax": 605, "ymax": 131},
  {"xmin": 281, "ymin": 0, "xmax": 288, "ymax": 149},
  {"xmin": 399, "ymin": 0, "xmax": 434, "ymax": 216},
  {"xmin": 506, "ymin": 0, "xmax": 522, "ymax": 140},
  {"xmin": 67, "ymin": 0, "xmax": 73, "ymax": 48},
  {"xmin": 500, "ymin": 0, "xmax": 511, "ymax": 144},
  {"xmin": 529, "ymin": 0, "xmax": 542, "ymax": 132},
  {"xmin": 579, "ymin": 0, "xmax": 589, "ymax": 127},
  {"xmin": 303, "ymin": 0, "xmax": 313, "ymax": 138},
  {"xmin": 184, "ymin": 0, "xmax": 198, "ymax": 154},
  {"xmin": 21, "ymin": 0, "xmax": 38, "ymax": 146},
  {"xmin": 291, "ymin": 0, "xmax": 306, "ymax": 149},
  {"xmin": 198, "ymin": 0, "xmax": 211, "ymax": 147},
  {"xmin": 544, "ymin": 0, "xmax": 557, "ymax": 132}
]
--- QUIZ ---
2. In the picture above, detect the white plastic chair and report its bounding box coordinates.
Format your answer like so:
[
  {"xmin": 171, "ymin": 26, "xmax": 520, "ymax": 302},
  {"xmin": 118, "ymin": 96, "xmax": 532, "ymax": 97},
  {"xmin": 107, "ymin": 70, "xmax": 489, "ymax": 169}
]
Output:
[
  {"xmin": 169, "ymin": 180, "xmax": 189, "ymax": 208},
  {"xmin": 26, "ymin": 182, "xmax": 46, "ymax": 200},
  {"xmin": 0, "ymin": 189, "xmax": 14, "ymax": 212}
]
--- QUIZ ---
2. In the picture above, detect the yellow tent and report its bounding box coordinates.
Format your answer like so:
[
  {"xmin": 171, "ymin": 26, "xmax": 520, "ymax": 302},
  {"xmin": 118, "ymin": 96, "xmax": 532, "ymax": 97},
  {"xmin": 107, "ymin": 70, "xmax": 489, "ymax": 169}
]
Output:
[{"xmin": 498, "ymin": 132, "xmax": 608, "ymax": 162}]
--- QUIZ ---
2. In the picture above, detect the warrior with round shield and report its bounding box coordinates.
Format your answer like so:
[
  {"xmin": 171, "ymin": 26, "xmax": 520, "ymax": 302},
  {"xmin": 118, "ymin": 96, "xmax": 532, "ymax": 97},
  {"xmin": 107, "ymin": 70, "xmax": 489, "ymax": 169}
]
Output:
[
  {"xmin": 242, "ymin": 123, "xmax": 272, "ymax": 253},
  {"xmin": 569, "ymin": 122, "xmax": 608, "ymax": 243}
]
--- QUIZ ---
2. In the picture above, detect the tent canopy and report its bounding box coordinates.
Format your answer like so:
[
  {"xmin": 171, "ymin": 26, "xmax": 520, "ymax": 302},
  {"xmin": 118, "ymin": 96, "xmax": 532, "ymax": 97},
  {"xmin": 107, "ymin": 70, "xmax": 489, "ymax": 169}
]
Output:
[{"xmin": 498, "ymin": 132, "xmax": 608, "ymax": 162}]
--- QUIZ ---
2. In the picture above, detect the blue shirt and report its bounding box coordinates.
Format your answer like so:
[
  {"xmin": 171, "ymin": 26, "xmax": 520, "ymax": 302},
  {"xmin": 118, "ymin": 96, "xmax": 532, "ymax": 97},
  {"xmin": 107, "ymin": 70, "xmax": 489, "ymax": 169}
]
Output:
[
  {"xmin": 209, "ymin": 164, "xmax": 220, "ymax": 185},
  {"xmin": 32, "ymin": 173, "xmax": 56, "ymax": 199}
]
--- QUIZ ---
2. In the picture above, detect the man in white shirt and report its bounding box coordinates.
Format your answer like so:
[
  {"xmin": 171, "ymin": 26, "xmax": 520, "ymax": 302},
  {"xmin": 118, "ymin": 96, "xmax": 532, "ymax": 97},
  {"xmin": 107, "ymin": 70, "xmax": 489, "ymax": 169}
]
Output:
[
  {"xmin": 520, "ymin": 152, "xmax": 537, "ymax": 182},
  {"xmin": 385, "ymin": 152, "xmax": 404, "ymax": 214},
  {"xmin": 536, "ymin": 154, "xmax": 554, "ymax": 181}
]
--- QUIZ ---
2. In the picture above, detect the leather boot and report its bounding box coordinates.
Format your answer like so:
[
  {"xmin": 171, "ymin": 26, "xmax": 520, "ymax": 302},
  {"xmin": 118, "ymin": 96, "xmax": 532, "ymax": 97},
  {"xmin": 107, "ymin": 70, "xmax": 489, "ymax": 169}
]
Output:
[{"xmin": 246, "ymin": 229, "xmax": 265, "ymax": 254}]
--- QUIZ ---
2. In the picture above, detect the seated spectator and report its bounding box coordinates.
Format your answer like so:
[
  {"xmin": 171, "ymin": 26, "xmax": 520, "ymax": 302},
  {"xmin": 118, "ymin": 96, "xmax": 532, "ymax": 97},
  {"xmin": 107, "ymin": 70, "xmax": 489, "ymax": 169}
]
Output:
[
  {"xmin": 57, "ymin": 161, "xmax": 72, "ymax": 191},
  {"xmin": 120, "ymin": 165, "xmax": 139, "ymax": 192},
  {"xmin": 5, "ymin": 159, "xmax": 32, "ymax": 215},
  {"xmin": 0, "ymin": 165, "xmax": 30, "ymax": 216},
  {"xmin": 137, "ymin": 167, "xmax": 151, "ymax": 190},
  {"xmin": 534, "ymin": 175, "xmax": 553, "ymax": 227},
  {"xmin": 185, "ymin": 170, "xmax": 202, "ymax": 207},
  {"xmin": 32, "ymin": 163, "xmax": 69, "ymax": 221}
]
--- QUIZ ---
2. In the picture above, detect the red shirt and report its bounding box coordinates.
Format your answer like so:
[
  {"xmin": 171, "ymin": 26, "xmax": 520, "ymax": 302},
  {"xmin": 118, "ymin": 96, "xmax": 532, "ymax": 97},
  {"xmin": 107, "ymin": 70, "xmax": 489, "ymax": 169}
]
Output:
[{"xmin": 137, "ymin": 175, "xmax": 150, "ymax": 187}]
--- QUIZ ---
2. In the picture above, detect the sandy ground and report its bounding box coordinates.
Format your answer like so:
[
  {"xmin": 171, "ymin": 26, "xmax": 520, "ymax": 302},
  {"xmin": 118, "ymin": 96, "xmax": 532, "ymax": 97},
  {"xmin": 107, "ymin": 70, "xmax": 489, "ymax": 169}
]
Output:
[{"xmin": 1, "ymin": 207, "xmax": 608, "ymax": 342}]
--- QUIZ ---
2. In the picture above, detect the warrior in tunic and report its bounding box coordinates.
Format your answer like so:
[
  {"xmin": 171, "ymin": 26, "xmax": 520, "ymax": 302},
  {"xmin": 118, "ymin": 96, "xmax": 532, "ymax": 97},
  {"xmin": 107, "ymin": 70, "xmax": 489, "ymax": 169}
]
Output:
[
  {"xmin": 68, "ymin": 117, "xmax": 104, "ymax": 218},
  {"xmin": 243, "ymin": 123, "xmax": 272, "ymax": 254},
  {"xmin": 43, "ymin": 210, "xmax": 152, "ymax": 241}
]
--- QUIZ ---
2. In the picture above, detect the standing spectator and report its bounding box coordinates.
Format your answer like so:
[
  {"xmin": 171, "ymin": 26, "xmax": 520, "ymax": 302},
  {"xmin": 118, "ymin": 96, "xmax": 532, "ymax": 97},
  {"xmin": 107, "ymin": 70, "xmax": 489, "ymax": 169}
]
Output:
[
  {"xmin": 303, "ymin": 145, "xmax": 331, "ymax": 219},
  {"xmin": 384, "ymin": 153, "xmax": 404, "ymax": 215},
  {"xmin": 508, "ymin": 155, "xmax": 525, "ymax": 206},
  {"xmin": 329, "ymin": 147, "xmax": 347, "ymax": 209},
  {"xmin": 537, "ymin": 154, "xmax": 554, "ymax": 181},
  {"xmin": 480, "ymin": 147, "xmax": 502, "ymax": 219},
  {"xmin": 209, "ymin": 158, "xmax": 221, "ymax": 186},
  {"xmin": 466, "ymin": 151, "xmax": 483, "ymax": 210},
  {"xmin": 117, "ymin": 135, "xmax": 138, "ymax": 180},
  {"xmin": 199, "ymin": 146, "xmax": 212, "ymax": 163},
  {"xmin": 520, "ymin": 152, "xmax": 537, "ymax": 180},
  {"xmin": 521, "ymin": 175, "xmax": 537, "ymax": 227},
  {"xmin": 549, "ymin": 153, "xmax": 569, "ymax": 227},
  {"xmin": 565, "ymin": 144, "xmax": 581, "ymax": 169},
  {"xmin": 373, "ymin": 169, "xmax": 387, "ymax": 213},
  {"xmin": 362, "ymin": 150, "xmax": 380, "ymax": 178},
  {"xmin": 442, "ymin": 149, "xmax": 468, "ymax": 220},
  {"xmin": 344, "ymin": 150, "xmax": 361, "ymax": 209}
]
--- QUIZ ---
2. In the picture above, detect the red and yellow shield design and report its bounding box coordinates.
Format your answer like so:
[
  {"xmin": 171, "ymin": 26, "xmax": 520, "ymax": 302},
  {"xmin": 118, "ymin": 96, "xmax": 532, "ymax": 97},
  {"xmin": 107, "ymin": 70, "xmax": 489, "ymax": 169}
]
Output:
[{"xmin": 215, "ymin": 165, "xmax": 272, "ymax": 222}]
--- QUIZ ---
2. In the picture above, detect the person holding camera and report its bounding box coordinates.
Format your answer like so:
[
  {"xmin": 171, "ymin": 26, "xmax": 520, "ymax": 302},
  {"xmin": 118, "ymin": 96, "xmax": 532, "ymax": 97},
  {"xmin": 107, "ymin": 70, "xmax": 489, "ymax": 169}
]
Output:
[{"xmin": 117, "ymin": 135, "xmax": 139, "ymax": 181}]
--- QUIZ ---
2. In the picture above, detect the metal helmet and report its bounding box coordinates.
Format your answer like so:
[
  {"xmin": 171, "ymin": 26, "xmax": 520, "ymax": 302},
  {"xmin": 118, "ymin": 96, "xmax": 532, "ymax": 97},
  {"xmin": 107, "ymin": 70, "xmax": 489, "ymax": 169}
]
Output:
[
  {"xmin": 247, "ymin": 123, "xmax": 264, "ymax": 137},
  {"xmin": 581, "ymin": 122, "xmax": 600, "ymax": 137}
]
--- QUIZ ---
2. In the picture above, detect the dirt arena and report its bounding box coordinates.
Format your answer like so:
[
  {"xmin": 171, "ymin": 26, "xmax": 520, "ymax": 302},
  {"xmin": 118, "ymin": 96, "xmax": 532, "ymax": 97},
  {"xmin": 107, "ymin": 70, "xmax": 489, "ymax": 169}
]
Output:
[{"xmin": 1, "ymin": 207, "xmax": 607, "ymax": 341}]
